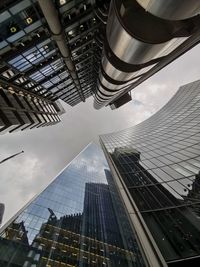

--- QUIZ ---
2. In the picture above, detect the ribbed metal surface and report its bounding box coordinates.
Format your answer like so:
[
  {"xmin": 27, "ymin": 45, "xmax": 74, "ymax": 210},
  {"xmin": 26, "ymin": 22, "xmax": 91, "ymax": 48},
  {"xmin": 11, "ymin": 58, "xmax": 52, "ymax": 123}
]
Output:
[
  {"xmin": 94, "ymin": 0, "xmax": 200, "ymax": 109},
  {"xmin": 136, "ymin": 0, "xmax": 200, "ymax": 20}
]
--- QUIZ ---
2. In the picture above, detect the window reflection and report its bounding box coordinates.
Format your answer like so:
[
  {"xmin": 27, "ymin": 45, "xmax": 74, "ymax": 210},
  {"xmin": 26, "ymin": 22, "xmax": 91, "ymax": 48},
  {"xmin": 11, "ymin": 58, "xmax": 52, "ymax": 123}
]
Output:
[
  {"xmin": 0, "ymin": 144, "xmax": 145, "ymax": 266},
  {"xmin": 110, "ymin": 144, "xmax": 200, "ymax": 262}
]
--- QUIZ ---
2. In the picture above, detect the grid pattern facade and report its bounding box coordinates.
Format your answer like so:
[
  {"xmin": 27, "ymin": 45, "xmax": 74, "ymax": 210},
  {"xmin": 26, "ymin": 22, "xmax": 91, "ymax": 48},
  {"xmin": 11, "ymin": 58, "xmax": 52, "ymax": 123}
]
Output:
[
  {"xmin": 100, "ymin": 80, "xmax": 200, "ymax": 265},
  {"xmin": 0, "ymin": 0, "xmax": 109, "ymax": 107},
  {"xmin": 0, "ymin": 85, "xmax": 61, "ymax": 134},
  {"xmin": 0, "ymin": 144, "xmax": 145, "ymax": 267}
]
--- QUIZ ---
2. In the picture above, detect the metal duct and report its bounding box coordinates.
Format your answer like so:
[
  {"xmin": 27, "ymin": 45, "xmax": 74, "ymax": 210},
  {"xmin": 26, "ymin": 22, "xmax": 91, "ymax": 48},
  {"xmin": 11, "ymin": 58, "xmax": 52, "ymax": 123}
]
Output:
[
  {"xmin": 94, "ymin": 0, "xmax": 198, "ymax": 109},
  {"xmin": 99, "ymin": 72, "xmax": 139, "ymax": 90},
  {"xmin": 106, "ymin": 4, "xmax": 188, "ymax": 65},
  {"xmin": 136, "ymin": 0, "xmax": 200, "ymax": 20},
  {"xmin": 38, "ymin": 0, "xmax": 85, "ymax": 102},
  {"xmin": 102, "ymin": 56, "xmax": 156, "ymax": 81}
]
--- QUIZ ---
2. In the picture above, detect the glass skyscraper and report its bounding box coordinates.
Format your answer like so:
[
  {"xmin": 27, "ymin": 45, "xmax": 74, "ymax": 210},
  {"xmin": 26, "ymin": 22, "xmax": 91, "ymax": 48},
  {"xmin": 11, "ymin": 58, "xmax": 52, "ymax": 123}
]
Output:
[
  {"xmin": 0, "ymin": 144, "xmax": 145, "ymax": 267},
  {"xmin": 100, "ymin": 80, "xmax": 200, "ymax": 266},
  {"xmin": 0, "ymin": 0, "xmax": 199, "ymax": 117}
]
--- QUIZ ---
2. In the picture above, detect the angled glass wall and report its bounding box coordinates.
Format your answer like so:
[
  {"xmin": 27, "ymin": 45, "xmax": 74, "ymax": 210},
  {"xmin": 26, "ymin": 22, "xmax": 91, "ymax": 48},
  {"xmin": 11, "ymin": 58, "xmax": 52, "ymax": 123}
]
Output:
[
  {"xmin": 0, "ymin": 143, "xmax": 146, "ymax": 267},
  {"xmin": 100, "ymin": 80, "xmax": 200, "ymax": 266}
]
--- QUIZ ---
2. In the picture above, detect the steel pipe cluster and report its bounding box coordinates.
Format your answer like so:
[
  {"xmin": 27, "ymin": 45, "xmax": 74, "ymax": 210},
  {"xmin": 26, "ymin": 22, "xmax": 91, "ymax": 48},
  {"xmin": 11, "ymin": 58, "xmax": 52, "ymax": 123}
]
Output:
[{"xmin": 94, "ymin": 0, "xmax": 200, "ymax": 109}]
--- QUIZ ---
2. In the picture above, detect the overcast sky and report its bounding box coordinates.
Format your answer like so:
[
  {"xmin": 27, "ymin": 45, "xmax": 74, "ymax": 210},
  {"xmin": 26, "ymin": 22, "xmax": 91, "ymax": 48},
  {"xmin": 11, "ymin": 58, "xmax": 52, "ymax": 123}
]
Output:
[{"xmin": 0, "ymin": 44, "xmax": 200, "ymax": 226}]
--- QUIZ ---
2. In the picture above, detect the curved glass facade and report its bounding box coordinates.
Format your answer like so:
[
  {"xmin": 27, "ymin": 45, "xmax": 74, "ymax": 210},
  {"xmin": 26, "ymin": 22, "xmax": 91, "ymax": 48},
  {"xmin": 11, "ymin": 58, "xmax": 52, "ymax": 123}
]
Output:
[
  {"xmin": 0, "ymin": 143, "xmax": 145, "ymax": 267},
  {"xmin": 100, "ymin": 80, "xmax": 200, "ymax": 266}
]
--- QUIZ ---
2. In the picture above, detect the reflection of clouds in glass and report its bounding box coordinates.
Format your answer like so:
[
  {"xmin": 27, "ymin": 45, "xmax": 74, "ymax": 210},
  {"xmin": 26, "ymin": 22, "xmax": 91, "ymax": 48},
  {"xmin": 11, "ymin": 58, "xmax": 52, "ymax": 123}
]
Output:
[
  {"xmin": 5, "ymin": 143, "xmax": 111, "ymax": 245},
  {"xmin": 37, "ymin": 144, "xmax": 107, "ymax": 242},
  {"xmin": 0, "ymin": 143, "xmax": 142, "ymax": 266},
  {"xmin": 69, "ymin": 143, "xmax": 108, "ymax": 183},
  {"xmin": 132, "ymin": 99, "xmax": 144, "ymax": 106}
]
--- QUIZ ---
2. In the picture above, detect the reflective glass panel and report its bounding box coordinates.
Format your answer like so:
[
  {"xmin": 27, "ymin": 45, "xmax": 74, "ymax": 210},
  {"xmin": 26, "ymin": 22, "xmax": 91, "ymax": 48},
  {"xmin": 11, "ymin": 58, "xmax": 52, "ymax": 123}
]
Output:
[{"xmin": 0, "ymin": 143, "xmax": 145, "ymax": 267}]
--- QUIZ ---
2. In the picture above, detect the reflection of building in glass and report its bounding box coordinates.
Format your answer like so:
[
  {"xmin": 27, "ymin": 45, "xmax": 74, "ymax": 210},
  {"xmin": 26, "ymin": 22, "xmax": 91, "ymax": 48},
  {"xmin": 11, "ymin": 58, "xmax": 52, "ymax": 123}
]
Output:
[
  {"xmin": 183, "ymin": 172, "xmax": 200, "ymax": 217},
  {"xmin": 0, "ymin": 144, "xmax": 145, "ymax": 266},
  {"xmin": 83, "ymin": 182, "xmax": 123, "ymax": 246},
  {"xmin": 0, "ymin": 221, "xmax": 30, "ymax": 265},
  {"xmin": 111, "ymin": 147, "xmax": 200, "ymax": 263},
  {"xmin": 82, "ymin": 182, "xmax": 135, "ymax": 266},
  {"xmin": 100, "ymin": 80, "xmax": 200, "ymax": 266}
]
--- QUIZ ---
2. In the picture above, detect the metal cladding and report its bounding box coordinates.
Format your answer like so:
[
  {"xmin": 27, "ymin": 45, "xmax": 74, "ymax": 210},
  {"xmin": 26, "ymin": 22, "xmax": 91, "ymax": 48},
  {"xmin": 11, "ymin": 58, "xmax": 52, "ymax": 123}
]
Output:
[
  {"xmin": 94, "ymin": 0, "xmax": 200, "ymax": 109},
  {"xmin": 136, "ymin": 0, "xmax": 200, "ymax": 20}
]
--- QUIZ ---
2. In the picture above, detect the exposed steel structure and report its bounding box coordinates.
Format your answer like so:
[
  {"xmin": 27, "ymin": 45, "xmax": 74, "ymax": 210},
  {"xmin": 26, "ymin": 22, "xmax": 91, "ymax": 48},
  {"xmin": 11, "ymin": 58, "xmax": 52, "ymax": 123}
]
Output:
[
  {"xmin": 94, "ymin": 0, "xmax": 200, "ymax": 109},
  {"xmin": 0, "ymin": 0, "xmax": 200, "ymax": 118}
]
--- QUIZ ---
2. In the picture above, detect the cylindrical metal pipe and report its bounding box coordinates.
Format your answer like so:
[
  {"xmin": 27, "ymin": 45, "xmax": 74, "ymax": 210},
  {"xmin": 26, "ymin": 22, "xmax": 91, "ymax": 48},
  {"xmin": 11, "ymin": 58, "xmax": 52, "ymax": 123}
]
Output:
[
  {"xmin": 99, "ymin": 72, "xmax": 139, "ymax": 90},
  {"xmin": 38, "ymin": 0, "xmax": 85, "ymax": 102},
  {"xmin": 106, "ymin": 4, "xmax": 187, "ymax": 65},
  {"xmin": 136, "ymin": 0, "xmax": 200, "ymax": 20},
  {"xmin": 95, "ymin": 72, "xmax": 141, "ymax": 110},
  {"xmin": 94, "ymin": 89, "xmax": 122, "ymax": 110},
  {"xmin": 94, "ymin": 0, "xmax": 195, "ymax": 109},
  {"xmin": 102, "ymin": 56, "xmax": 155, "ymax": 81},
  {"xmin": 95, "ymin": 57, "xmax": 153, "ymax": 109}
]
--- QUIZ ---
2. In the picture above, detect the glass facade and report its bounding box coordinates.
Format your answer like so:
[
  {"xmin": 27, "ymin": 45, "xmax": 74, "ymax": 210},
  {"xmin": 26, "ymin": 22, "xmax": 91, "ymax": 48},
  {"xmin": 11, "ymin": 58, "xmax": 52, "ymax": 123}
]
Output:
[
  {"xmin": 0, "ymin": 143, "xmax": 145, "ymax": 267},
  {"xmin": 100, "ymin": 80, "xmax": 200, "ymax": 266}
]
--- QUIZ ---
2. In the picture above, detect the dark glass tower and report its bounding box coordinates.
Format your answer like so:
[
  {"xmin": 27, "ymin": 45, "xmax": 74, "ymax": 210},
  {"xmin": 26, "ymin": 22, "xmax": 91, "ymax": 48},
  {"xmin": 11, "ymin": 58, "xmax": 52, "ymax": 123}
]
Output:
[
  {"xmin": 100, "ymin": 80, "xmax": 200, "ymax": 266},
  {"xmin": 0, "ymin": 143, "xmax": 146, "ymax": 267}
]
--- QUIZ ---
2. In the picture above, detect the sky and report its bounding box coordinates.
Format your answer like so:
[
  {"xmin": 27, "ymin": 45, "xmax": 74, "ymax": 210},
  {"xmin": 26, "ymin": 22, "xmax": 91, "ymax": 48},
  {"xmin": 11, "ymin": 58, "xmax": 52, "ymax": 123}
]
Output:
[{"xmin": 0, "ymin": 44, "xmax": 200, "ymax": 226}]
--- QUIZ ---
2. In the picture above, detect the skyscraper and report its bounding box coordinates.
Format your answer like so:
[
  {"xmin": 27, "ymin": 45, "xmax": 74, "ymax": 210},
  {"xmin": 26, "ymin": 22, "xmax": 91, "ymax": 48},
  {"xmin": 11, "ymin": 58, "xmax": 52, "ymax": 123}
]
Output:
[
  {"xmin": 0, "ymin": 0, "xmax": 199, "ymax": 114},
  {"xmin": 100, "ymin": 80, "xmax": 200, "ymax": 266},
  {"xmin": 0, "ymin": 144, "xmax": 146, "ymax": 266},
  {"xmin": 0, "ymin": 0, "xmax": 105, "ymax": 107}
]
